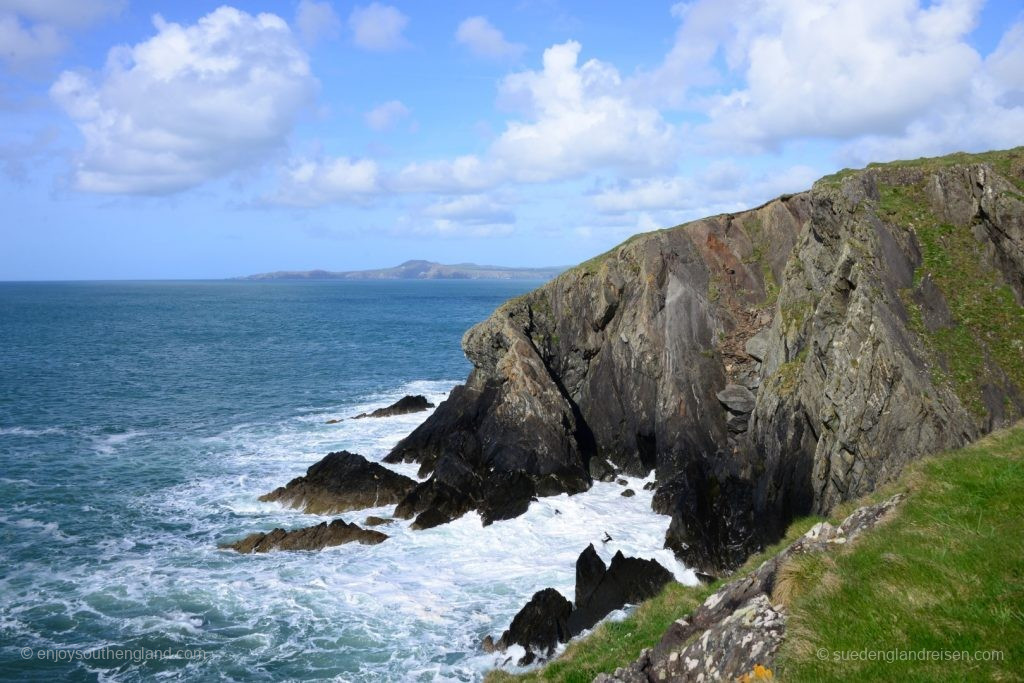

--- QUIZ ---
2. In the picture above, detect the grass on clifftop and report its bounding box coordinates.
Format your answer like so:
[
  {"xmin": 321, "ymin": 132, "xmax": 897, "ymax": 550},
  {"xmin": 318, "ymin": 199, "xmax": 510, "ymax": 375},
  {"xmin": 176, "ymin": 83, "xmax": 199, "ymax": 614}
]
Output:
[
  {"xmin": 487, "ymin": 423, "xmax": 1024, "ymax": 683},
  {"xmin": 776, "ymin": 424, "xmax": 1024, "ymax": 681}
]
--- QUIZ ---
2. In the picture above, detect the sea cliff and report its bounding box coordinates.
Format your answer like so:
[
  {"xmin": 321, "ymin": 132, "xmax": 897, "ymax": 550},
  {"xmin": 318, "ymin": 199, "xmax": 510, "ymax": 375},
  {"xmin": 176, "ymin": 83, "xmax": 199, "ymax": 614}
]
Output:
[{"xmin": 384, "ymin": 148, "xmax": 1024, "ymax": 573}]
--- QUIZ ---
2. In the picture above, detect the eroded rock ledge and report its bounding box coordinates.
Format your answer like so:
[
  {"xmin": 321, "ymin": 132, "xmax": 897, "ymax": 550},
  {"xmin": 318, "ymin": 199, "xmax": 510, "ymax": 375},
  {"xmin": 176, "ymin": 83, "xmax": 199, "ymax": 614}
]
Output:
[
  {"xmin": 221, "ymin": 519, "xmax": 388, "ymax": 553},
  {"xmin": 259, "ymin": 450, "xmax": 416, "ymax": 515},
  {"xmin": 353, "ymin": 394, "xmax": 434, "ymax": 419}
]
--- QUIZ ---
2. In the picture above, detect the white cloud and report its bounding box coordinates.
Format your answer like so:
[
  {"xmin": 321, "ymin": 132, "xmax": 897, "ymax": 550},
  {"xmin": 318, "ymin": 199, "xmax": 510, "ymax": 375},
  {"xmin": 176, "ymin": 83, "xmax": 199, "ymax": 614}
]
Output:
[
  {"xmin": 455, "ymin": 16, "xmax": 525, "ymax": 60},
  {"xmin": 837, "ymin": 17, "xmax": 1024, "ymax": 164},
  {"xmin": 422, "ymin": 194, "xmax": 514, "ymax": 225},
  {"xmin": 491, "ymin": 41, "xmax": 678, "ymax": 182},
  {"xmin": 392, "ymin": 155, "xmax": 500, "ymax": 193},
  {"xmin": 0, "ymin": 13, "xmax": 64, "ymax": 67},
  {"xmin": 50, "ymin": 7, "xmax": 317, "ymax": 194},
  {"xmin": 593, "ymin": 162, "xmax": 818, "ymax": 214},
  {"xmin": 365, "ymin": 99, "xmax": 410, "ymax": 131},
  {"xmin": 266, "ymin": 156, "xmax": 380, "ymax": 206},
  {"xmin": 295, "ymin": 0, "xmax": 341, "ymax": 46},
  {"xmin": 0, "ymin": 0, "xmax": 122, "ymax": 69},
  {"xmin": 348, "ymin": 3, "xmax": 408, "ymax": 51},
  {"xmin": 699, "ymin": 0, "xmax": 984, "ymax": 147}
]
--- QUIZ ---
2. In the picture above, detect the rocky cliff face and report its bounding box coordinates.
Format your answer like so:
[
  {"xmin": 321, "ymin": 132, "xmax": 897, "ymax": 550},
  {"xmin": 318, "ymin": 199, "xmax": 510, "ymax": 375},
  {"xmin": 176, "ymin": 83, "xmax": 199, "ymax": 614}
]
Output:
[{"xmin": 386, "ymin": 148, "xmax": 1024, "ymax": 572}]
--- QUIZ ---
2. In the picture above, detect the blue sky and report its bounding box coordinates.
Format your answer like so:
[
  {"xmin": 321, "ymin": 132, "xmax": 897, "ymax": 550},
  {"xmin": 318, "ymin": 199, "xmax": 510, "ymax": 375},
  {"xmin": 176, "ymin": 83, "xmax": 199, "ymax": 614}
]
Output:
[{"xmin": 1, "ymin": 0, "xmax": 1022, "ymax": 280}]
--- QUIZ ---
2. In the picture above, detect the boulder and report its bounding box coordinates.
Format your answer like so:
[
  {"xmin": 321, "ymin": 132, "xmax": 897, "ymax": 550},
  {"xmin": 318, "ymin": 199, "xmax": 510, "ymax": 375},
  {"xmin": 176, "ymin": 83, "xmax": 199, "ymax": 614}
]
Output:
[
  {"xmin": 354, "ymin": 395, "xmax": 434, "ymax": 419},
  {"xmin": 363, "ymin": 516, "xmax": 393, "ymax": 526},
  {"xmin": 495, "ymin": 588, "xmax": 573, "ymax": 665},
  {"xmin": 716, "ymin": 383, "xmax": 756, "ymax": 415},
  {"xmin": 221, "ymin": 519, "xmax": 387, "ymax": 553},
  {"xmin": 260, "ymin": 451, "xmax": 416, "ymax": 515},
  {"xmin": 744, "ymin": 328, "xmax": 770, "ymax": 362}
]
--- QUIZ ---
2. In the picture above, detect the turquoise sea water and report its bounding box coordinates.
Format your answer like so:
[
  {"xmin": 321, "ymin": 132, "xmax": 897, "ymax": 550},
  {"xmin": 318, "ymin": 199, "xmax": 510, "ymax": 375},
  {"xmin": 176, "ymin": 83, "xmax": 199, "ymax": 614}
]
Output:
[{"xmin": 0, "ymin": 280, "xmax": 692, "ymax": 682}]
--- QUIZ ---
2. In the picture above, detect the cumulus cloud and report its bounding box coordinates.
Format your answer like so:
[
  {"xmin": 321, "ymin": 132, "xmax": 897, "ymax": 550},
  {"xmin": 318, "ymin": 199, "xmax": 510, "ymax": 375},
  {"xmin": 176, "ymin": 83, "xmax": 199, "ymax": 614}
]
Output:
[
  {"xmin": 50, "ymin": 7, "xmax": 317, "ymax": 194},
  {"xmin": 392, "ymin": 155, "xmax": 500, "ymax": 193},
  {"xmin": 593, "ymin": 162, "xmax": 819, "ymax": 214},
  {"xmin": 490, "ymin": 41, "xmax": 677, "ymax": 183},
  {"xmin": 294, "ymin": 40, "xmax": 678, "ymax": 200},
  {"xmin": 455, "ymin": 16, "xmax": 525, "ymax": 60},
  {"xmin": 697, "ymin": 0, "xmax": 984, "ymax": 147},
  {"xmin": 422, "ymin": 194, "xmax": 515, "ymax": 225},
  {"xmin": 365, "ymin": 99, "xmax": 410, "ymax": 131},
  {"xmin": 837, "ymin": 17, "xmax": 1024, "ymax": 164},
  {"xmin": 0, "ymin": 0, "xmax": 123, "ymax": 69},
  {"xmin": 348, "ymin": 3, "xmax": 408, "ymax": 51},
  {"xmin": 295, "ymin": 0, "xmax": 341, "ymax": 46},
  {"xmin": 266, "ymin": 156, "xmax": 380, "ymax": 206}
]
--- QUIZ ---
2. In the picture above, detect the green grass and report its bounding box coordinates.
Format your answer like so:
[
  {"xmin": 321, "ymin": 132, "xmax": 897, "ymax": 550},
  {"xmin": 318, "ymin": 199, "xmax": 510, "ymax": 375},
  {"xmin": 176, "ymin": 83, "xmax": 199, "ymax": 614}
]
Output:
[
  {"xmin": 879, "ymin": 182, "xmax": 1024, "ymax": 418},
  {"xmin": 776, "ymin": 423, "xmax": 1024, "ymax": 681},
  {"xmin": 816, "ymin": 147, "xmax": 1024, "ymax": 192}
]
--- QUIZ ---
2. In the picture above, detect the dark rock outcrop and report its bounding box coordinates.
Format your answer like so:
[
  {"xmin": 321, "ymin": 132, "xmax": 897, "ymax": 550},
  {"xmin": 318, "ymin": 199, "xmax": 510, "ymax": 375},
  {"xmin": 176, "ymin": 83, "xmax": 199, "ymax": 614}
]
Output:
[
  {"xmin": 381, "ymin": 148, "xmax": 1024, "ymax": 573},
  {"xmin": 221, "ymin": 519, "xmax": 388, "ymax": 553},
  {"xmin": 354, "ymin": 395, "xmax": 434, "ymax": 419},
  {"xmin": 260, "ymin": 451, "xmax": 416, "ymax": 515},
  {"xmin": 495, "ymin": 588, "xmax": 573, "ymax": 665},
  {"xmin": 489, "ymin": 547, "xmax": 674, "ymax": 664},
  {"xmin": 567, "ymin": 548, "xmax": 674, "ymax": 635}
]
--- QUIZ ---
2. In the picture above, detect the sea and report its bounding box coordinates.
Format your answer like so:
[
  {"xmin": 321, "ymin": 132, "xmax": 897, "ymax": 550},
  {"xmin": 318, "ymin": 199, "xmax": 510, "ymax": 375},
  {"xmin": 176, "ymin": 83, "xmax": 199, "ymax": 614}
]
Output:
[{"xmin": 0, "ymin": 280, "xmax": 694, "ymax": 682}]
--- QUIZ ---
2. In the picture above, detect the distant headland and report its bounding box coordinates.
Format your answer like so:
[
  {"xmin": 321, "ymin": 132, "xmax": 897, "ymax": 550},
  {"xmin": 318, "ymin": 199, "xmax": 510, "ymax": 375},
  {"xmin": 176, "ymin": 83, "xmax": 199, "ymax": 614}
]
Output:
[{"xmin": 236, "ymin": 260, "xmax": 566, "ymax": 281}]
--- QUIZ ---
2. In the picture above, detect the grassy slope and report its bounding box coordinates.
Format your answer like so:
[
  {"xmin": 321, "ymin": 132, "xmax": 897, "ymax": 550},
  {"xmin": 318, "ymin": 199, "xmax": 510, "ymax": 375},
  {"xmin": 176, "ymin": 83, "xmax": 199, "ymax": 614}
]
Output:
[
  {"xmin": 488, "ymin": 424, "xmax": 1023, "ymax": 682},
  {"xmin": 776, "ymin": 424, "xmax": 1024, "ymax": 681}
]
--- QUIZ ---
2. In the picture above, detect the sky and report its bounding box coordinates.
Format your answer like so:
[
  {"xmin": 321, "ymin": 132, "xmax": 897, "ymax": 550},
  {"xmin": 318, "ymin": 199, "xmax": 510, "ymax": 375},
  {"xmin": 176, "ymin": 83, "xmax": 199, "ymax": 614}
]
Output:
[{"xmin": 0, "ymin": 0, "xmax": 1022, "ymax": 280}]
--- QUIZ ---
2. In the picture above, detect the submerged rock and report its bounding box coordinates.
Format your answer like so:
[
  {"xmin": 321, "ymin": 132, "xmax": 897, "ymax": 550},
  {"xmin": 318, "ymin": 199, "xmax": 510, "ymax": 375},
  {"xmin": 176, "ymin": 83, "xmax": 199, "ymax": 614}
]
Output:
[
  {"xmin": 260, "ymin": 450, "xmax": 416, "ymax": 515},
  {"xmin": 221, "ymin": 519, "xmax": 387, "ymax": 553},
  {"xmin": 353, "ymin": 395, "xmax": 434, "ymax": 419},
  {"xmin": 363, "ymin": 515, "xmax": 394, "ymax": 526}
]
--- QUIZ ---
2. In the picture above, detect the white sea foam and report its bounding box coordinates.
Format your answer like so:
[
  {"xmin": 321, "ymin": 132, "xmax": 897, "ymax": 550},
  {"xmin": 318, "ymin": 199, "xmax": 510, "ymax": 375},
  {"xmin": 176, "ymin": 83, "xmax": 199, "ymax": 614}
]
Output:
[
  {"xmin": 89, "ymin": 429, "xmax": 150, "ymax": 455},
  {"xmin": 0, "ymin": 426, "xmax": 65, "ymax": 437},
  {"xmin": 3, "ymin": 380, "xmax": 694, "ymax": 681}
]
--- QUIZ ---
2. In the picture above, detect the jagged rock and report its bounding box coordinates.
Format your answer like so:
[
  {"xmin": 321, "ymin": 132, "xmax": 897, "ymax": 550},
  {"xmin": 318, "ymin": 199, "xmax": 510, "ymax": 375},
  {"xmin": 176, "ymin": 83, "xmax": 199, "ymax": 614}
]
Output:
[
  {"xmin": 379, "ymin": 150, "xmax": 1024, "ymax": 572},
  {"xmin": 621, "ymin": 488, "xmax": 635, "ymax": 497},
  {"xmin": 495, "ymin": 588, "xmax": 573, "ymax": 664},
  {"xmin": 716, "ymin": 384, "xmax": 756, "ymax": 415},
  {"xmin": 325, "ymin": 418, "xmax": 341, "ymax": 424},
  {"xmin": 221, "ymin": 519, "xmax": 387, "ymax": 553},
  {"xmin": 567, "ymin": 550, "xmax": 674, "ymax": 635},
  {"xmin": 744, "ymin": 329, "xmax": 770, "ymax": 362},
  {"xmin": 260, "ymin": 451, "xmax": 416, "ymax": 515},
  {"xmin": 354, "ymin": 395, "xmax": 434, "ymax": 419},
  {"xmin": 489, "ymin": 547, "xmax": 675, "ymax": 665},
  {"xmin": 575, "ymin": 544, "xmax": 607, "ymax": 607}
]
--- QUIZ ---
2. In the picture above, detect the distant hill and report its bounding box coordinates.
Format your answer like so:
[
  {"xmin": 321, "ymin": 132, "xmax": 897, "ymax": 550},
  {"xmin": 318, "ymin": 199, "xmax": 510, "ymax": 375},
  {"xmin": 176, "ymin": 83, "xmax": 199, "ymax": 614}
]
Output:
[{"xmin": 238, "ymin": 260, "xmax": 566, "ymax": 281}]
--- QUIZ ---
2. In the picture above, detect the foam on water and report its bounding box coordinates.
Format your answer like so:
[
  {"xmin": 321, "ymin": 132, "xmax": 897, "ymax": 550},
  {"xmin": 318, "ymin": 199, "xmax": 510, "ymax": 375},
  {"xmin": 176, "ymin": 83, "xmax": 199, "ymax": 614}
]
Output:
[{"xmin": 1, "ymin": 381, "xmax": 693, "ymax": 681}]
